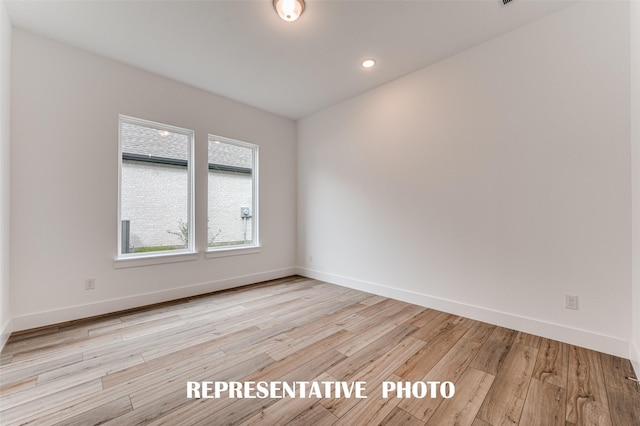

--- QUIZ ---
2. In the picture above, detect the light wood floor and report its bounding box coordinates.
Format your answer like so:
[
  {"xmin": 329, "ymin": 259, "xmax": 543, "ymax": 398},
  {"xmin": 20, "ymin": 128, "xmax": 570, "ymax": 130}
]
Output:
[{"xmin": 1, "ymin": 276, "xmax": 639, "ymax": 425}]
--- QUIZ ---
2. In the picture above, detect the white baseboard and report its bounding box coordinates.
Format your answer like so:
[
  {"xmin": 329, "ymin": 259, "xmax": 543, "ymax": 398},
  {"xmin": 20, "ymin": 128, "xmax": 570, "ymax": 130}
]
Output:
[
  {"xmin": 12, "ymin": 267, "xmax": 296, "ymax": 332},
  {"xmin": 631, "ymin": 341, "xmax": 640, "ymax": 379},
  {"xmin": 297, "ymin": 267, "xmax": 630, "ymax": 359},
  {"xmin": 0, "ymin": 317, "xmax": 11, "ymax": 352}
]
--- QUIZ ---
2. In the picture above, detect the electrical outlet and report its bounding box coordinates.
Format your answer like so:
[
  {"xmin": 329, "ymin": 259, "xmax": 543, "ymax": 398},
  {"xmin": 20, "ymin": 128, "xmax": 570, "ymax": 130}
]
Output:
[
  {"xmin": 308, "ymin": 254, "xmax": 313, "ymax": 263},
  {"xmin": 565, "ymin": 295, "xmax": 578, "ymax": 310},
  {"xmin": 85, "ymin": 278, "xmax": 96, "ymax": 290}
]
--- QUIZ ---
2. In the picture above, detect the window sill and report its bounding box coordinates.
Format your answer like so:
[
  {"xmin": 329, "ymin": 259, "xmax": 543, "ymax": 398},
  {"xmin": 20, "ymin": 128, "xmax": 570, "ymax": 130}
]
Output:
[
  {"xmin": 114, "ymin": 251, "xmax": 199, "ymax": 269},
  {"xmin": 205, "ymin": 246, "xmax": 261, "ymax": 259}
]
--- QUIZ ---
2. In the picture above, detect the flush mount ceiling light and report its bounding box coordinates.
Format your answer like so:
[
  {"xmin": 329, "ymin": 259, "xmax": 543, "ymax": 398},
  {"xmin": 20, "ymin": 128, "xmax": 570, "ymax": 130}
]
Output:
[
  {"xmin": 273, "ymin": 0, "xmax": 305, "ymax": 22},
  {"xmin": 362, "ymin": 59, "xmax": 376, "ymax": 68}
]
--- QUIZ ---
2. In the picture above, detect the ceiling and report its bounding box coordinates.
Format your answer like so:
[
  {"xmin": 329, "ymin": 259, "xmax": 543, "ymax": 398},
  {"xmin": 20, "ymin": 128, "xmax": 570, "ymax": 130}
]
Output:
[{"xmin": 5, "ymin": 0, "xmax": 575, "ymax": 120}]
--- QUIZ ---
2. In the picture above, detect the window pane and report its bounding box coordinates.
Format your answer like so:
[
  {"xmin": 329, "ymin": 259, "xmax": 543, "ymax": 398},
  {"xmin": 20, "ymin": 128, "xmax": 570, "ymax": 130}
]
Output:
[
  {"xmin": 120, "ymin": 118, "xmax": 192, "ymax": 255},
  {"xmin": 208, "ymin": 137, "xmax": 257, "ymax": 248}
]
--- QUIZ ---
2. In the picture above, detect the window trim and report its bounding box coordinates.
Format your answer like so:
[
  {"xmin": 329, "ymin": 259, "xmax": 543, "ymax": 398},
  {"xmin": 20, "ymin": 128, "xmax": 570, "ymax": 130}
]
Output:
[
  {"xmin": 116, "ymin": 115, "xmax": 196, "ymax": 261},
  {"xmin": 206, "ymin": 134, "xmax": 259, "ymax": 254},
  {"xmin": 114, "ymin": 251, "xmax": 199, "ymax": 269},
  {"xmin": 205, "ymin": 246, "xmax": 261, "ymax": 259}
]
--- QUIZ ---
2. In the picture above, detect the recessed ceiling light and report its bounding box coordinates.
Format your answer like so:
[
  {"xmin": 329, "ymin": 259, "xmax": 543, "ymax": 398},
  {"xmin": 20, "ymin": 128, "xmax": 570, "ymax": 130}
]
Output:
[
  {"xmin": 158, "ymin": 130, "xmax": 169, "ymax": 137},
  {"xmin": 362, "ymin": 59, "xmax": 376, "ymax": 68}
]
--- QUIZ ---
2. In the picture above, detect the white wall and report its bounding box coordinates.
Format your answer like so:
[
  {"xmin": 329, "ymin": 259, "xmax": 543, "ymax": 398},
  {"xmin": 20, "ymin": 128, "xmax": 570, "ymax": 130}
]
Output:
[
  {"xmin": 0, "ymin": 0, "xmax": 11, "ymax": 350},
  {"xmin": 10, "ymin": 29, "xmax": 297, "ymax": 330},
  {"xmin": 631, "ymin": 0, "xmax": 640, "ymax": 376},
  {"xmin": 298, "ymin": 1, "xmax": 631, "ymax": 357}
]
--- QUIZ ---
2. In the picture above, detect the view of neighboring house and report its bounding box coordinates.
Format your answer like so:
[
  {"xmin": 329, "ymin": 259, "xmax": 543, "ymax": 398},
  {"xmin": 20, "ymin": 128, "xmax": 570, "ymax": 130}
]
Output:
[{"xmin": 120, "ymin": 120, "xmax": 254, "ymax": 253}]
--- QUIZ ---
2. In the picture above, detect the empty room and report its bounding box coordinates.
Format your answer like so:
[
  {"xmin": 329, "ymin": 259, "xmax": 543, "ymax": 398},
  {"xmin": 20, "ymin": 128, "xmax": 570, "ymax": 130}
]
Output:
[{"xmin": 1, "ymin": 0, "xmax": 640, "ymax": 424}]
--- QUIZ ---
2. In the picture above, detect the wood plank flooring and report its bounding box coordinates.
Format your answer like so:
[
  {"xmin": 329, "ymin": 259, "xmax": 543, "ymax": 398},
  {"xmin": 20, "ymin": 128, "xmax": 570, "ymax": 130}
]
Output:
[{"xmin": 1, "ymin": 276, "xmax": 639, "ymax": 425}]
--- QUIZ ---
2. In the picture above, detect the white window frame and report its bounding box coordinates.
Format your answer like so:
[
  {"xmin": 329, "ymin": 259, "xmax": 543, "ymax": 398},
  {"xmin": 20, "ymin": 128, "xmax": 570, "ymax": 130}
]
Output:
[
  {"xmin": 206, "ymin": 134, "xmax": 259, "ymax": 258},
  {"xmin": 116, "ymin": 115, "xmax": 196, "ymax": 265}
]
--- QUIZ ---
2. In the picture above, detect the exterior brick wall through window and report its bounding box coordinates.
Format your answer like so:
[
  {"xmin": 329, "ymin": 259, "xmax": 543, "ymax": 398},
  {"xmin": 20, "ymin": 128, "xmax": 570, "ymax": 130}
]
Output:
[{"xmin": 119, "ymin": 116, "xmax": 257, "ymax": 256}]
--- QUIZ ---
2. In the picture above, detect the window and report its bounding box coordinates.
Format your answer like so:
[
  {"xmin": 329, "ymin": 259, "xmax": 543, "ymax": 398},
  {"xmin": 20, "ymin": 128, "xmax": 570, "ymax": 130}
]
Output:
[
  {"xmin": 207, "ymin": 135, "xmax": 258, "ymax": 251},
  {"xmin": 118, "ymin": 116, "xmax": 194, "ymax": 258}
]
